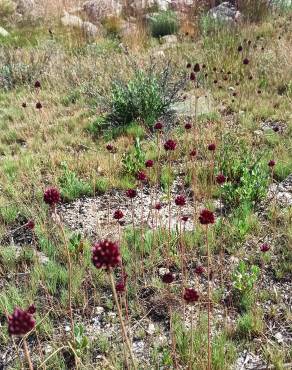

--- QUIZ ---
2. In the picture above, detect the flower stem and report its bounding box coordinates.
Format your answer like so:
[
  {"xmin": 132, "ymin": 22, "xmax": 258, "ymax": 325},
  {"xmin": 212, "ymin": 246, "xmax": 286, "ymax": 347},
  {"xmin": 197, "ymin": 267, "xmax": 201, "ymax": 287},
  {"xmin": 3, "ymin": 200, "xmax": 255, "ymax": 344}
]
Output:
[
  {"xmin": 23, "ymin": 338, "xmax": 33, "ymax": 370},
  {"xmin": 206, "ymin": 225, "xmax": 211, "ymax": 370}
]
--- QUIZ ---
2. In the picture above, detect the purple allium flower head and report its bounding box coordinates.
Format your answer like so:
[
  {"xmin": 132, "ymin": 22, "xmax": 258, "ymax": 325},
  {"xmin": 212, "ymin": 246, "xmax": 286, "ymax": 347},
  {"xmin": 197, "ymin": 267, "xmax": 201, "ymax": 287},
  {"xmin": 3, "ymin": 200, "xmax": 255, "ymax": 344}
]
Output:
[
  {"xmin": 182, "ymin": 215, "xmax": 189, "ymax": 222},
  {"xmin": 126, "ymin": 189, "xmax": 137, "ymax": 199},
  {"xmin": 26, "ymin": 220, "xmax": 35, "ymax": 230},
  {"xmin": 43, "ymin": 187, "xmax": 61, "ymax": 206},
  {"xmin": 136, "ymin": 171, "xmax": 147, "ymax": 182},
  {"xmin": 268, "ymin": 160, "xmax": 276, "ymax": 167},
  {"xmin": 216, "ymin": 174, "xmax": 226, "ymax": 185},
  {"xmin": 260, "ymin": 243, "xmax": 270, "ymax": 253},
  {"xmin": 145, "ymin": 159, "xmax": 154, "ymax": 168},
  {"xmin": 106, "ymin": 144, "xmax": 114, "ymax": 152},
  {"xmin": 243, "ymin": 58, "xmax": 250, "ymax": 65},
  {"xmin": 154, "ymin": 121, "xmax": 163, "ymax": 131},
  {"xmin": 195, "ymin": 265, "xmax": 204, "ymax": 275},
  {"xmin": 113, "ymin": 209, "xmax": 124, "ymax": 220},
  {"xmin": 22, "ymin": 102, "xmax": 27, "ymax": 108},
  {"xmin": 8, "ymin": 307, "xmax": 36, "ymax": 336},
  {"xmin": 190, "ymin": 149, "xmax": 197, "ymax": 158},
  {"xmin": 161, "ymin": 272, "xmax": 175, "ymax": 284},
  {"xmin": 213, "ymin": 79, "xmax": 218, "ymax": 84},
  {"xmin": 175, "ymin": 195, "xmax": 186, "ymax": 206},
  {"xmin": 34, "ymin": 80, "xmax": 41, "ymax": 89},
  {"xmin": 36, "ymin": 102, "xmax": 42, "ymax": 109},
  {"xmin": 154, "ymin": 203, "xmax": 162, "ymax": 210},
  {"xmin": 190, "ymin": 72, "xmax": 196, "ymax": 81},
  {"xmin": 186, "ymin": 63, "xmax": 192, "ymax": 68},
  {"xmin": 208, "ymin": 143, "xmax": 216, "ymax": 151},
  {"xmin": 199, "ymin": 209, "xmax": 215, "ymax": 225},
  {"xmin": 193, "ymin": 63, "xmax": 200, "ymax": 72},
  {"xmin": 164, "ymin": 139, "xmax": 177, "ymax": 151},
  {"xmin": 183, "ymin": 288, "xmax": 199, "ymax": 303},
  {"xmin": 185, "ymin": 122, "xmax": 192, "ymax": 130},
  {"xmin": 92, "ymin": 239, "xmax": 121, "ymax": 270},
  {"xmin": 257, "ymin": 90, "xmax": 262, "ymax": 94}
]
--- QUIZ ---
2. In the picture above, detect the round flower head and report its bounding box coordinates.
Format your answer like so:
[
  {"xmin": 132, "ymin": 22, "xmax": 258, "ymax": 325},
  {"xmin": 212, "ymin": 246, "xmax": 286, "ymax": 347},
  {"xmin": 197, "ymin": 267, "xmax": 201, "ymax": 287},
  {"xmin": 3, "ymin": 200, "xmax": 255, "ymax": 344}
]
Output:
[
  {"xmin": 8, "ymin": 307, "xmax": 36, "ymax": 336},
  {"xmin": 216, "ymin": 174, "xmax": 226, "ymax": 185},
  {"xmin": 273, "ymin": 126, "xmax": 279, "ymax": 133},
  {"xmin": 208, "ymin": 143, "xmax": 216, "ymax": 151},
  {"xmin": 257, "ymin": 90, "xmax": 262, "ymax": 94},
  {"xmin": 183, "ymin": 288, "xmax": 199, "ymax": 303},
  {"xmin": 213, "ymin": 79, "xmax": 218, "ymax": 84},
  {"xmin": 22, "ymin": 102, "xmax": 27, "ymax": 108},
  {"xmin": 136, "ymin": 171, "xmax": 147, "ymax": 182},
  {"xmin": 190, "ymin": 149, "xmax": 197, "ymax": 158},
  {"xmin": 164, "ymin": 139, "xmax": 177, "ymax": 151},
  {"xmin": 260, "ymin": 243, "xmax": 270, "ymax": 253},
  {"xmin": 199, "ymin": 209, "xmax": 215, "ymax": 225},
  {"xmin": 113, "ymin": 209, "xmax": 124, "ymax": 220},
  {"xmin": 43, "ymin": 187, "xmax": 61, "ymax": 206},
  {"xmin": 92, "ymin": 239, "xmax": 121, "ymax": 270},
  {"xmin": 182, "ymin": 215, "xmax": 189, "ymax": 222},
  {"xmin": 175, "ymin": 195, "xmax": 186, "ymax": 207},
  {"xmin": 193, "ymin": 63, "xmax": 200, "ymax": 72},
  {"xmin": 26, "ymin": 220, "xmax": 35, "ymax": 230},
  {"xmin": 195, "ymin": 265, "xmax": 204, "ymax": 275},
  {"xmin": 126, "ymin": 189, "xmax": 137, "ymax": 199},
  {"xmin": 213, "ymin": 67, "xmax": 217, "ymax": 72},
  {"xmin": 145, "ymin": 159, "xmax": 154, "ymax": 168},
  {"xmin": 268, "ymin": 160, "xmax": 275, "ymax": 167},
  {"xmin": 36, "ymin": 102, "xmax": 42, "ymax": 109},
  {"xmin": 185, "ymin": 122, "xmax": 192, "ymax": 130},
  {"xmin": 106, "ymin": 144, "xmax": 114, "ymax": 152},
  {"xmin": 154, "ymin": 203, "xmax": 162, "ymax": 211},
  {"xmin": 190, "ymin": 72, "xmax": 196, "ymax": 81},
  {"xmin": 116, "ymin": 280, "xmax": 126, "ymax": 294},
  {"xmin": 186, "ymin": 62, "xmax": 192, "ymax": 68},
  {"xmin": 161, "ymin": 272, "xmax": 174, "ymax": 284},
  {"xmin": 34, "ymin": 80, "xmax": 41, "ymax": 89},
  {"xmin": 243, "ymin": 58, "xmax": 250, "ymax": 65},
  {"xmin": 202, "ymin": 64, "xmax": 206, "ymax": 69},
  {"xmin": 154, "ymin": 121, "xmax": 163, "ymax": 131}
]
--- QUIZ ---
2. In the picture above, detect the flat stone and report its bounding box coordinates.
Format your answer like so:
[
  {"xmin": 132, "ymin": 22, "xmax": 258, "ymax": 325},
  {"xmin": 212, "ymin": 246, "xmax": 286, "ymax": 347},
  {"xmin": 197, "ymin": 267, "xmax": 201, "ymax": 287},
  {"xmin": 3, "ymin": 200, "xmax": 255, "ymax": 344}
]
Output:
[
  {"xmin": 0, "ymin": 27, "xmax": 9, "ymax": 37},
  {"xmin": 171, "ymin": 92, "xmax": 214, "ymax": 118}
]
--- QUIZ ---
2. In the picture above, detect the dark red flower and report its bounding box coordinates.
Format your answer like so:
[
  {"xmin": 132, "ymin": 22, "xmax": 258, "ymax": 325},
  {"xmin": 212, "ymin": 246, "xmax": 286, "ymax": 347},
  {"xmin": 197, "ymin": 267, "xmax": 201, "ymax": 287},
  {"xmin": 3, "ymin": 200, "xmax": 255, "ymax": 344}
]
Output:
[
  {"xmin": 43, "ymin": 187, "xmax": 61, "ymax": 206},
  {"xmin": 25, "ymin": 220, "xmax": 35, "ymax": 230},
  {"xmin": 175, "ymin": 195, "xmax": 186, "ymax": 206},
  {"xmin": 257, "ymin": 90, "xmax": 262, "ymax": 94},
  {"xmin": 233, "ymin": 92, "xmax": 237, "ymax": 97},
  {"xmin": 186, "ymin": 63, "xmax": 192, "ymax": 68},
  {"xmin": 154, "ymin": 121, "xmax": 163, "ymax": 130},
  {"xmin": 185, "ymin": 122, "xmax": 192, "ymax": 130},
  {"xmin": 113, "ymin": 209, "xmax": 124, "ymax": 220},
  {"xmin": 22, "ymin": 102, "xmax": 27, "ymax": 108},
  {"xmin": 202, "ymin": 64, "xmax": 206, "ymax": 69},
  {"xmin": 126, "ymin": 189, "xmax": 137, "ymax": 199},
  {"xmin": 268, "ymin": 160, "xmax": 275, "ymax": 167},
  {"xmin": 36, "ymin": 102, "xmax": 42, "ymax": 109},
  {"xmin": 190, "ymin": 72, "xmax": 196, "ymax": 81},
  {"xmin": 106, "ymin": 144, "xmax": 114, "ymax": 152},
  {"xmin": 190, "ymin": 149, "xmax": 197, "ymax": 158},
  {"xmin": 194, "ymin": 265, "xmax": 204, "ymax": 275},
  {"xmin": 182, "ymin": 215, "xmax": 189, "ymax": 222},
  {"xmin": 154, "ymin": 203, "xmax": 162, "ymax": 210},
  {"xmin": 208, "ymin": 143, "xmax": 216, "ymax": 151},
  {"xmin": 92, "ymin": 239, "xmax": 121, "ymax": 270},
  {"xmin": 183, "ymin": 288, "xmax": 199, "ymax": 303},
  {"xmin": 26, "ymin": 304, "xmax": 36, "ymax": 315},
  {"xmin": 199, "ymin": 209, "xmax": 215, "ymax": 225},
  {"xmin": 260, "ymin": 243, "xmax": 270, "ymax": 253},
  {"xmin": 193, "ymin": 63, "xmax": 200, "ymax": 72},
  {"xmin": 273, "ymin": 126, "xmax": 279, "ymax": 133},
  {"xmin": 8, "ymin": 307, "xmax": 35, "ymax": 336},
  {"xmin": 34, "ymin": 80, "xmax": 41, "ymax": 89},
  {"xmin": 216, "ymin": 174, "xmax": 226, "ymax": 185},
  {"xmin": 164, "ymin": 139, "xmax": 177, "ymax": 151},
  {"xmin": 243, "ymin": 58, "xmax": 250, "ymax": 65},
  {"xmin": 161, "ymin": 272, "xmax": 174, "ymax": 284},
  {"xmin": 213, "ymin": 79, "xmax": 218, "ymax": 84},
  {"xmin": 145, "ymin": 159, "xmax": 154, "ymax": 168},
  {"xmin": 136, "ymin": 171, "xmax": 147, "ymax": 182}
]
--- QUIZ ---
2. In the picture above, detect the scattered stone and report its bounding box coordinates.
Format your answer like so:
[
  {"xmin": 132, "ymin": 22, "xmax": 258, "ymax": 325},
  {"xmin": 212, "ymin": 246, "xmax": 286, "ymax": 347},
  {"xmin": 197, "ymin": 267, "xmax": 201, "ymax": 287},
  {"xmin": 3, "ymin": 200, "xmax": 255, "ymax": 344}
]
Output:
[
  {"xmin": 171, "ymin": 92, "xmax": 214, "ymax": 118},
  {"xmin": 160, "ymin": 34, "xmax": 178, "ymax": 44},
  {"xmin": 274, "ymin": 332, "xmax": 284, "ymax": 344},
  {"xmin": 0, "ymin": 27, "xmax": 9, "ymax": 37},
  {"xmin": 61, "ymin": 11, "xmax": 99, "ymax": 37},
  {"xmin": 208, "ymin": 2, "xmax": 241, "ymax": 23},
  {"xmin": 268, "ymin": 174, "xmax": 292, "ymax": 207},
  {"xmin": 146, "ymin": 323, "xmax": 155, "ymax": 335},
  {"xmin": 260, "ymin": 119, "xmax": 287, "ymax": 133}
]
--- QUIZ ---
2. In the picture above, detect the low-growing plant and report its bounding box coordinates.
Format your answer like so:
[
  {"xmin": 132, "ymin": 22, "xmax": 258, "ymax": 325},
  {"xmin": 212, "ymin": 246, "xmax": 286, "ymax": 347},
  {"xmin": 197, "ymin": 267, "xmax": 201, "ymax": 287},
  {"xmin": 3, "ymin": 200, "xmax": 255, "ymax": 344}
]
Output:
[
  {"xmin": 122, "ymin": 137, "xmax": 145, "ymax": 176},
  {"xmin": 236, "ymin": 308, "xmax": 264, "ymax": 339}
]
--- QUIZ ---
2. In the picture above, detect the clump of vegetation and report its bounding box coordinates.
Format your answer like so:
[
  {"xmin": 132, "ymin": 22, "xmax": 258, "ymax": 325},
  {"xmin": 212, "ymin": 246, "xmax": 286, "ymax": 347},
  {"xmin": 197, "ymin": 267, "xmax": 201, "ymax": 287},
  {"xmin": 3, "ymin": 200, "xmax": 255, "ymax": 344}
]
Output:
[{"xmin": 148, "ymin": 10, "xmax": 179, "ymax": 38}]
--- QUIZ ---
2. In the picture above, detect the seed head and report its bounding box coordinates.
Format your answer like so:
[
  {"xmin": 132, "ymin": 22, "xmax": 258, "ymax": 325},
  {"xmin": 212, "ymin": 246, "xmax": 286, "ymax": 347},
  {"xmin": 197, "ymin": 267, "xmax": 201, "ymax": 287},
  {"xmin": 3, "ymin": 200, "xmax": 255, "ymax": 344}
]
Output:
[
  {"xmin": 216, "ymin": 174, "xmax": 226, "ymax": 185},
  {"xmin": 175, "ymin": 195, "xmax": 186, "ymax": 206},
  {"xmin": 113, "ymin": 209, "xmax": 124, "ymax": 220},
  {"xmin": 126, "ymin": 189, "xmax": 137, "ymax": 199},
  {"xmin": 164, "ymin": 139, "xmax": 177, "ymax": 151},
  {"xmin": 43, "ymin": 187, "xmax": 61, "ymax": 206},
  {"xmin": 8, "ymin": 307, "xmax": 36, "ymax": 336},
  {"xmin": 183, "ymin": 288, "xmax": 199, "ymax": 303},
  {"xmin": 92, "ymin": 239, "xmax": 121, "ymax": 270},
  {"xmin": 145, "ymin": 159, "xmax": 154, "ymax": 168},
  {"xmin": 199, "ymin": 209, "xmax": 215, "ymax": 225}
]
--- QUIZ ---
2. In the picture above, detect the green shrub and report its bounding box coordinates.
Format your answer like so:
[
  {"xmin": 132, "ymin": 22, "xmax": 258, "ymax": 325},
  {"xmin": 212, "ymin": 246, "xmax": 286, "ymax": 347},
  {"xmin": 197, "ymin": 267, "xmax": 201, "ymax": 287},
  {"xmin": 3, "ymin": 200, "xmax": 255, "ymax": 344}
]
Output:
[
  {"xmin": 107, "ymin": 60, "xmax": 185, "ymax": 128},
  {"xmin": 149, "ymin": 11, "xmax": 179, "ymax": 38}
]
